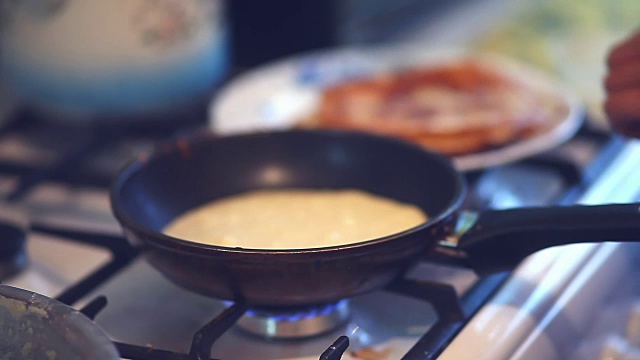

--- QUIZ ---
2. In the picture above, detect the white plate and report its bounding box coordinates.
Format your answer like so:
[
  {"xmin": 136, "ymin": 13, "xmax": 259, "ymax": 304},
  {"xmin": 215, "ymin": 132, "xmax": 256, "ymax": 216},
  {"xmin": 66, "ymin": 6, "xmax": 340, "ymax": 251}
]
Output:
[{"xmin": 209, "ymin": 46, "xmax": 584, "ymax": 172}]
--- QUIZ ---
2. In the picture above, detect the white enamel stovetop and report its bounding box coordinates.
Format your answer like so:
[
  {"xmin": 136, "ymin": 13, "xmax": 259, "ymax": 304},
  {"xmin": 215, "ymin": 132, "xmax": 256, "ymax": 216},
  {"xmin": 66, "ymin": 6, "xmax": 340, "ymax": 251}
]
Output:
[{"xmin": 441, "ymin": 140, "xmax": 640, "ymax": 360}]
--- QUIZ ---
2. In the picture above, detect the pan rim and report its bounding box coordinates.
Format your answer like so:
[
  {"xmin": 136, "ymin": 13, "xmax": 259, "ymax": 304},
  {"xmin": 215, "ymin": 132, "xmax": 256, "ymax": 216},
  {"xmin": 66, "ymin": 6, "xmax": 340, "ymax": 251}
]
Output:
[{"xmin": 109, "ymin": 129, "xmax": 466, "ymax": 255}]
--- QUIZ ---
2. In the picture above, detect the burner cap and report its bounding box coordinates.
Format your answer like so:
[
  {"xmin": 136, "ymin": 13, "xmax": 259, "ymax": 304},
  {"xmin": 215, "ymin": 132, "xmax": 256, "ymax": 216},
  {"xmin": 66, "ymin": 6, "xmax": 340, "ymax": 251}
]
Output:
[{"xmin": 237, "ymin": 300, "xmax": 350, "ymax": 339}]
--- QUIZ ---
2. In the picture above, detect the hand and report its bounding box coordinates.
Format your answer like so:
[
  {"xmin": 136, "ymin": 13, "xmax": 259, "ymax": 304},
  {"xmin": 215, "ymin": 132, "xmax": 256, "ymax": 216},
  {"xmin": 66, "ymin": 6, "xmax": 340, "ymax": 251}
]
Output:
[{"xmin": 604, "ymin": 30, "xmax": 640, "ymax": 138}]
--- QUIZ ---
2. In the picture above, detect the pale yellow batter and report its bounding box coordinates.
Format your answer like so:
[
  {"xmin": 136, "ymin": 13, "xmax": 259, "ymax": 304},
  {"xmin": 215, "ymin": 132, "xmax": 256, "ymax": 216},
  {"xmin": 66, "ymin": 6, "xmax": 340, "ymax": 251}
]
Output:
[{"xmin": 163, "ymin": 189, "xmax": 428, "ymax": 249}]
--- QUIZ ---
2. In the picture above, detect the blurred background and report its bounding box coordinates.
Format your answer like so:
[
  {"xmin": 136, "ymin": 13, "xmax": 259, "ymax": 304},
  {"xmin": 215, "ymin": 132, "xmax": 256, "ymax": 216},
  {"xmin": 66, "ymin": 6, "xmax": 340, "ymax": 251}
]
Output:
[{"xmin": 1, "ymin": 0, "xmax": 638, "ymax": 128}]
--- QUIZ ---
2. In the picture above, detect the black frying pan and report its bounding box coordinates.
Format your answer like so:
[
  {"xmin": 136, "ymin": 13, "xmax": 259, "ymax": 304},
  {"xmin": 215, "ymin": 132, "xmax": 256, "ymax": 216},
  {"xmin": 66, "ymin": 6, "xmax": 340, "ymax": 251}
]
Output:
[{"xmin": 110, "ymin": 130, "xmax": 640, "ymax": 307}]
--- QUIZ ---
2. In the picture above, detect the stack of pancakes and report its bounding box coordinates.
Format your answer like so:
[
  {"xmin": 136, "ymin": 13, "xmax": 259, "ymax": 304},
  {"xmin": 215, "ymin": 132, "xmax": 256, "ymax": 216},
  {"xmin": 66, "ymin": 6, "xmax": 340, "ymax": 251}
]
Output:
[{"xmin": 305, "ymin": 59, "xmax": 570, "ymax": 156}]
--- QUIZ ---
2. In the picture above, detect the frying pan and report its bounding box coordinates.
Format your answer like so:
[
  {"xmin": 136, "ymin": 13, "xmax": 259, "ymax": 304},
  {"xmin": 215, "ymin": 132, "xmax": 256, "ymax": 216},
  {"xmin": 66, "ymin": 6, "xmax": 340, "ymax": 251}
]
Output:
[
  {"xmin": 0, "ymin": 285, "xmax": 119, "ymax": 360},
  {"xmin": 110, "ymin": 130, "xmax": 640, "ymax": 307}
]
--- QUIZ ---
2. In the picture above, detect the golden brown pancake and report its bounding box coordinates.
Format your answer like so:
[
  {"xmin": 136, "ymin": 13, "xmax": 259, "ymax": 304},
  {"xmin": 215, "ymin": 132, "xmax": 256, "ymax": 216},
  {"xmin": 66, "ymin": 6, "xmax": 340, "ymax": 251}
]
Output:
[{"xmin": 305, "ymin": 59, "xmax": 569, "ymax": 156}]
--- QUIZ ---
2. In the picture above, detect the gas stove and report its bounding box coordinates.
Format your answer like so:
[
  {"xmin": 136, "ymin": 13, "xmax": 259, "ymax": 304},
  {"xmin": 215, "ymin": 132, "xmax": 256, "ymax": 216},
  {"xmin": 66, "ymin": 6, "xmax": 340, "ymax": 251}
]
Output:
[{"xmin": 0, "ymin": 94, "xmax": 638, "ymax": 360}]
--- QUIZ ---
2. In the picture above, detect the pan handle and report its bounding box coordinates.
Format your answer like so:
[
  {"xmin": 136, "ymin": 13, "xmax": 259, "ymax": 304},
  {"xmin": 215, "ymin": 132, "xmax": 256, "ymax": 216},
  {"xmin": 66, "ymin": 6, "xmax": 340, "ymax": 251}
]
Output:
[{"xmin": 456, "ymin": 202, "xmax": 640, "ymax": 274}]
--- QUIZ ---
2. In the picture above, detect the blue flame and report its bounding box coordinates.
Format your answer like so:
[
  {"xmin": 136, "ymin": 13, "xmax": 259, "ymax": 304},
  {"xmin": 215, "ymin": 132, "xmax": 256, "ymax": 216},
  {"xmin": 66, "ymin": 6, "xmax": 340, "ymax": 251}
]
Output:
[{"xmin": 243, "ymin": 300, "xmax": 349, "ymax": 323}]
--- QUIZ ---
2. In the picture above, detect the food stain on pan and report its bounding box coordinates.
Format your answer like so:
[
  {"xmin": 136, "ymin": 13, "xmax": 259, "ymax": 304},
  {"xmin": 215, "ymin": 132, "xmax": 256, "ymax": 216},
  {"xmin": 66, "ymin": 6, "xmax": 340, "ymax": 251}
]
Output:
[
  {"xmin": 141, "ymin": 136, "xmax": 193, "ymax": 163},
  {"xmin": 175, "ymin": 137, "xmax": 191, "ymax": 159},
  {"xmin": 350, "ymin": 347, "xmax": 393, "ymax": 360},
  {"xmin": 136, "ymin": 152, "xmax": 150, "ymax": 164},
  {"xmin": 0, "ymin": 295, "xmax": 48, "ymax": 319},
  {"xmin": 0, "ymin": 295, "xmax": 57, "ymax": 360}
]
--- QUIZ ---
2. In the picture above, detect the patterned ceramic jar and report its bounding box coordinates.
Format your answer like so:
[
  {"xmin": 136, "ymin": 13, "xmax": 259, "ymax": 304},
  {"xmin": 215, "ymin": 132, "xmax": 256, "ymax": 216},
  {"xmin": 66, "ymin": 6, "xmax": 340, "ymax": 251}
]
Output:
[{"xmin": 0, "ymin": 0, "xmax": 228, "ymax": 121}]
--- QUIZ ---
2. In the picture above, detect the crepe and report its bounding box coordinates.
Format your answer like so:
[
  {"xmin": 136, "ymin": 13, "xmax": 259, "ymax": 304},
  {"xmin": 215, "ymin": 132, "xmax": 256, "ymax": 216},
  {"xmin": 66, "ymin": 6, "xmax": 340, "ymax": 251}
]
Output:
[{"xmin": 305, "ymin": 58, "xmax": 570, "ymax": 156}]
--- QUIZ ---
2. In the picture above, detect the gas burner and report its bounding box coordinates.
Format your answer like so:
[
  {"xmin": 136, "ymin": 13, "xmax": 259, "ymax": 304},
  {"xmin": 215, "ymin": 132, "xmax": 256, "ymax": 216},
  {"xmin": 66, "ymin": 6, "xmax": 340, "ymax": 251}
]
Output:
[
  {"xmin": 236, "ymin": 300, "xmax": 350, "ymax": 339},
  {"xmin": 0, "ymin": 243, "xmax": 27, "ymax": 280},
  {"xmin": 0, "ymin": 213, "xmax": 28, "ymax": 280}
]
